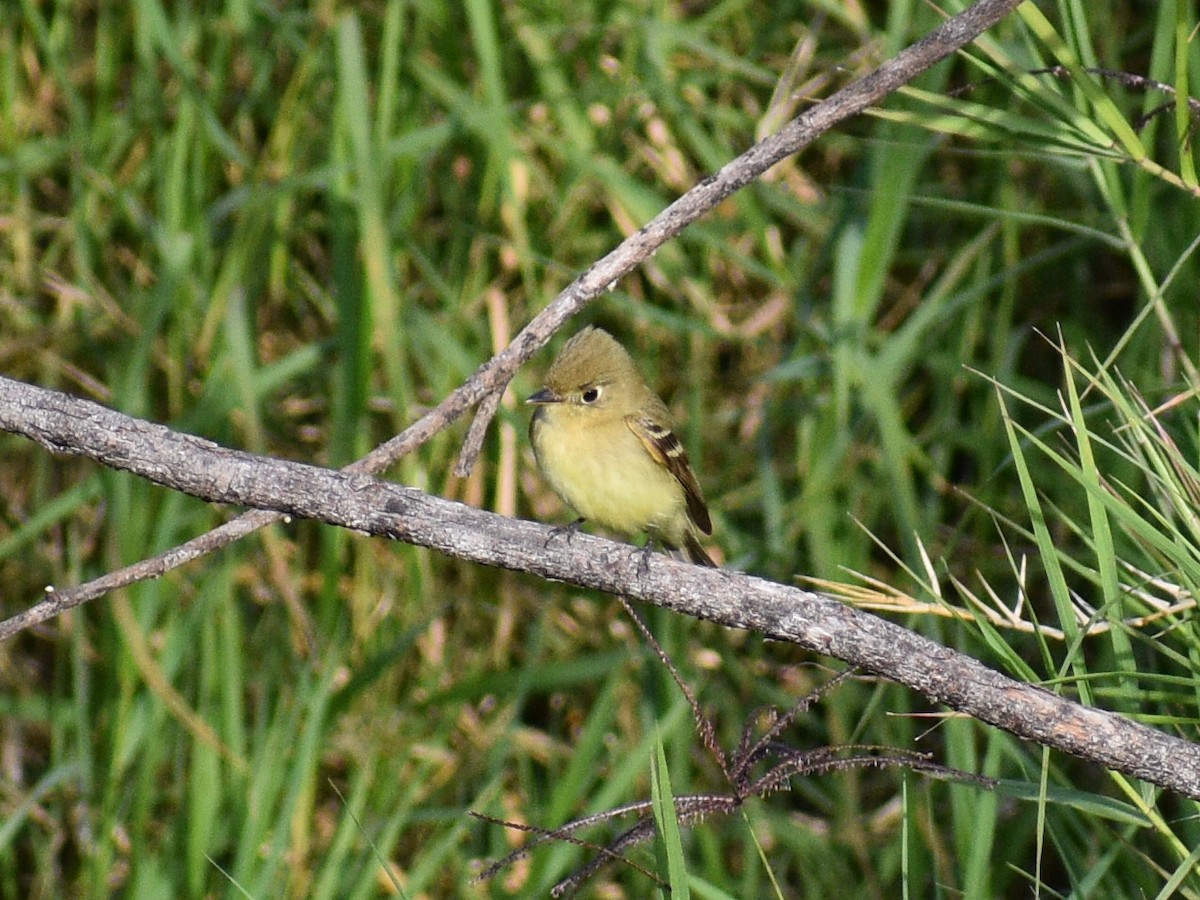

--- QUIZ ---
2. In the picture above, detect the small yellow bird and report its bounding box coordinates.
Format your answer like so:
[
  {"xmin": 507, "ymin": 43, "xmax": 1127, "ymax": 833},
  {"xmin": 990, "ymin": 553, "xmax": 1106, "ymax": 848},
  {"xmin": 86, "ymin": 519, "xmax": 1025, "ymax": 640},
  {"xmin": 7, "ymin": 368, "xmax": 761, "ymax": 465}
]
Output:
[{"xmin": 527, "ymin": 326, "xmax": 716, "ymax": 567}]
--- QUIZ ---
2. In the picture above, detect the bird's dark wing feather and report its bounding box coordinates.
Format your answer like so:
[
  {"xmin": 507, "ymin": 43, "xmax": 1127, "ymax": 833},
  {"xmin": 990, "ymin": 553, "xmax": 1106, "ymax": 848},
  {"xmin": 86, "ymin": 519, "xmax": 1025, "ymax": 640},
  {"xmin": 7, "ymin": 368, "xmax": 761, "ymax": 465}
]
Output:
[{"xmin": 625, "ymin": 414, "xmax": 712, "ymax": 535}]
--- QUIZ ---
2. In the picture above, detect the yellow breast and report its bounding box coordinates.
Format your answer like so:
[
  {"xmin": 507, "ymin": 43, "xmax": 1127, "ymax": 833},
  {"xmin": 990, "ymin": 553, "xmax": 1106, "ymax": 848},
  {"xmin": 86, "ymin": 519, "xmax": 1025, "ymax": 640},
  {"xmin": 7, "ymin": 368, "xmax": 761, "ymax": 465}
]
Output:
[{"xmin": 531, "ymin": 410, "xmax": 685, "ymax": 537}]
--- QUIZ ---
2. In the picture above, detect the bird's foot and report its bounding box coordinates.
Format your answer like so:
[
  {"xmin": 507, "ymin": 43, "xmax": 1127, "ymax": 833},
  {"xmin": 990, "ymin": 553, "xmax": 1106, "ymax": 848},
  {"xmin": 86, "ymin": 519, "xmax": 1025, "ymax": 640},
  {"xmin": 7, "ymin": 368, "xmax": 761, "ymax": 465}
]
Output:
[
  {"xmin": 544, "ymin": 518, "xmax": 586, "ymax": 549},
  {"xmin": 634, "ymin": 541, "xmax": 657, "ymax": 577}
]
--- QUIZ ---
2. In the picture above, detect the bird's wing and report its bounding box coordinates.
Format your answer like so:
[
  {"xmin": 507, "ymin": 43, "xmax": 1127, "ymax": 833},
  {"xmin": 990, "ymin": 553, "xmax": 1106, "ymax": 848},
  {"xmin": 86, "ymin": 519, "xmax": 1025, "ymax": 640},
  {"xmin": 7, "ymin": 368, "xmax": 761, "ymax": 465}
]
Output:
[{"xmin": 625, "ymin": 414, "xmax": 712, "ymax": 535}]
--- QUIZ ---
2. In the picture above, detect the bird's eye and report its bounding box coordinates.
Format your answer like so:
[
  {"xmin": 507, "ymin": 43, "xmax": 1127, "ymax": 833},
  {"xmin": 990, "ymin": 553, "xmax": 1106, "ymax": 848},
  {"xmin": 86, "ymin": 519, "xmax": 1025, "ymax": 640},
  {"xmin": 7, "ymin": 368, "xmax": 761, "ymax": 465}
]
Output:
[{"xmin": 581, "ymin": 387, "xmax": 601, "ymax": 404}]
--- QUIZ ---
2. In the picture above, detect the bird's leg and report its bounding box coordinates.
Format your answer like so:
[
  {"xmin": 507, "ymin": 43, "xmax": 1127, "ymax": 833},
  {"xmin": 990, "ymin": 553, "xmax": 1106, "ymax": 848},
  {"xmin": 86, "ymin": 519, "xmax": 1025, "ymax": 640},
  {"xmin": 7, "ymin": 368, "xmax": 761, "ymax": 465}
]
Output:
[
  {"xmin": 632, "ymin": 533, "xmax": 671, "ymax": 577},
  {"xmin": 544, "ymin": 517, "xmax": 586, "ymax": 549},
  {"xmin": 636, "ymin": 542, "xmax": 656, "ymax": 577}
]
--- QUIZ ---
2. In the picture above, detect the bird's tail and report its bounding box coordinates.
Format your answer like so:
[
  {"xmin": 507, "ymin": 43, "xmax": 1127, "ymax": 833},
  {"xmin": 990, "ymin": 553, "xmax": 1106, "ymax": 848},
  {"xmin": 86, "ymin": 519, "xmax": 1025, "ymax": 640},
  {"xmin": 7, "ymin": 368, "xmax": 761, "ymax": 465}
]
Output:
[{"xmin": 681, "ymin": 530, "xmax": 717, "ymax": 568}]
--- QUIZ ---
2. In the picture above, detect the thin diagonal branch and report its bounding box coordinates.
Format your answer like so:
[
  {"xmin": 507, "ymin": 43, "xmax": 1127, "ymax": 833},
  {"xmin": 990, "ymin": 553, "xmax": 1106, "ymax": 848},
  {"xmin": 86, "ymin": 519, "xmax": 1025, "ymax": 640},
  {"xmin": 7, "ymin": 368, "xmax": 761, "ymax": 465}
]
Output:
[{"xmin": 8, "ymin": 0, "xmax": 1026, "ymax": 629}]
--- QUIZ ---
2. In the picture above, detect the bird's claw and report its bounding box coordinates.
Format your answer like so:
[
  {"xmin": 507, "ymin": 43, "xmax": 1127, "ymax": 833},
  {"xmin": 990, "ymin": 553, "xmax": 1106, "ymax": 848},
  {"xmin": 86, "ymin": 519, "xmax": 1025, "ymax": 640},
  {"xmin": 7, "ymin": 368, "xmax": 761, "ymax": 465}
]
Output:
[{"xmin": 544, "ymin": 518, "xmax": 586, "ymax": 550}]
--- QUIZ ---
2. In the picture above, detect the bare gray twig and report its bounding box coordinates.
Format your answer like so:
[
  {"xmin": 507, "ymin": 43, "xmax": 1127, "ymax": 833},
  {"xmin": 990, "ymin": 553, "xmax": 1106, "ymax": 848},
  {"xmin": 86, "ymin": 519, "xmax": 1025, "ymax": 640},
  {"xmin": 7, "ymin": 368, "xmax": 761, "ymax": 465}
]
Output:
[{"xmin": 6, "ymin": 0, "xmax": 1027, "ymax": 624}]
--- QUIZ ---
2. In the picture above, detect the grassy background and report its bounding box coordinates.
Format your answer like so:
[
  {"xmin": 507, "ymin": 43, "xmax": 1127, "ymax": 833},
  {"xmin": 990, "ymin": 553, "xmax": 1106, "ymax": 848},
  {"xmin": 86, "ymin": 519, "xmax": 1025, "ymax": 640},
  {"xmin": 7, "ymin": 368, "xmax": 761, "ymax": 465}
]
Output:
[{"xmin": 2, "ymin": 0, "xmax": 1200, "ymax": 896}]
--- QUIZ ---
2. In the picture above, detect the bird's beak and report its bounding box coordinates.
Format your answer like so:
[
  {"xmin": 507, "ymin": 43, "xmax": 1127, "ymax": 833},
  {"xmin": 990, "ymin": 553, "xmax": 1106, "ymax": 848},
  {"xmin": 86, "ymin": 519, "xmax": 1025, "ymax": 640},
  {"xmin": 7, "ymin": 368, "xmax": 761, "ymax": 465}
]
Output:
[{"xmin": 525, "ymin": 387, "xmax": 562, "ymax": 405}]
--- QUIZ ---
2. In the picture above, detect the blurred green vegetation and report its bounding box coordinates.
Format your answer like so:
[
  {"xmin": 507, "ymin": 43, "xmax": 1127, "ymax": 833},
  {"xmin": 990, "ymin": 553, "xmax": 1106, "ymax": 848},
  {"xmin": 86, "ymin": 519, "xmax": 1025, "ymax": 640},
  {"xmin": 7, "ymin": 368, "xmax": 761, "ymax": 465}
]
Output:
[{"xmin": 2, "ymin": 0, "xmax": 1199, "ymax": 897}]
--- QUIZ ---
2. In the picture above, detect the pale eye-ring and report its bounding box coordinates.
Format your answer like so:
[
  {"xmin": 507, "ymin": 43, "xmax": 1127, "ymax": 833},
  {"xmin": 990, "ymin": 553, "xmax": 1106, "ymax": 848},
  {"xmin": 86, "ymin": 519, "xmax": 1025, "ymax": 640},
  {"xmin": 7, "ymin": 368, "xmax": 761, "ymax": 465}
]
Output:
[{"xmin": 581, "ymin": 386, "xmax": 602, "ymax": 404}]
